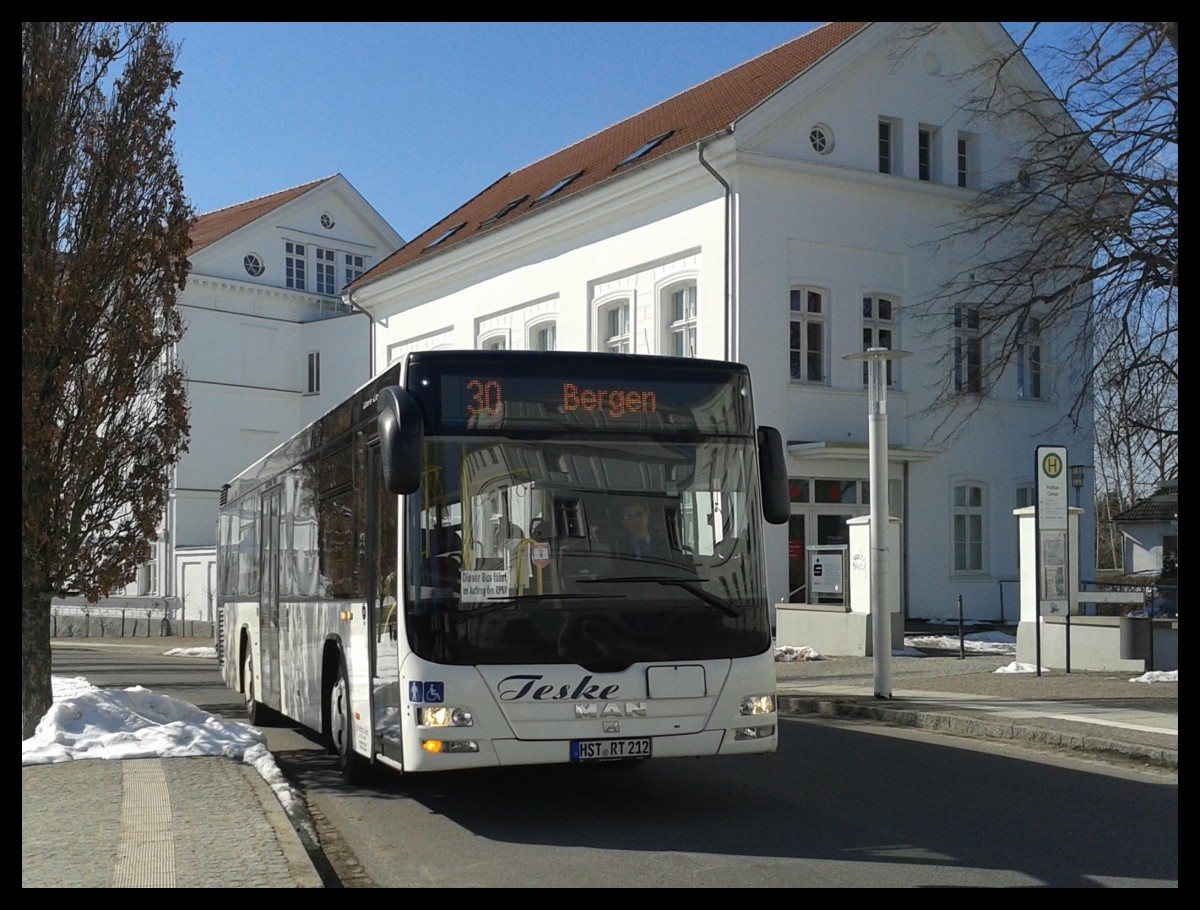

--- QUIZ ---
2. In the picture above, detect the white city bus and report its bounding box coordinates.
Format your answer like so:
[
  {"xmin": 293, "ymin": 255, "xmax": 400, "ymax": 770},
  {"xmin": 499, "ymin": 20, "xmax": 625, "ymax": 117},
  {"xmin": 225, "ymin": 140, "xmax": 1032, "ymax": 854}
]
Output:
[{"xmin": 217, "ymin": 350, "xmax": 789, "ymax": 783}]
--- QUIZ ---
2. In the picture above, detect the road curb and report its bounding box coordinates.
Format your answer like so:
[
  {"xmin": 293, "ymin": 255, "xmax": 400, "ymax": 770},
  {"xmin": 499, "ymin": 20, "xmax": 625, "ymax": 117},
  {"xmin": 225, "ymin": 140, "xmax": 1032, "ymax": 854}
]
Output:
[{"xmin": 778, "ymin": 695, "xmax": 1179, "ymax": 771}]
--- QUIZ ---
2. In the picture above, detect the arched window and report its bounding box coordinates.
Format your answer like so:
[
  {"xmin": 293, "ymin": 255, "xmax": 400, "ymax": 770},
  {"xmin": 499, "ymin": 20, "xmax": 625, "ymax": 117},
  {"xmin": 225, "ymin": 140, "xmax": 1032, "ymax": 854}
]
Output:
[
  {"xmin": 598, "ymin": 298, "xmax": 630, "ymax": 353},
  {"xmin": 952, "ymin": 481, "xmax": 987, "ymax": 573},
  {"xmin": 1016, "ymin": 316, "xmax": 1042, "ymax": 400},
  {"xmin": 789, "ymin": 287, "xmax": 827, "ymax": 383},
  {"xmin": 662, "ymin": 283, "xmax": 697, "ymax": 357},
  {"xmin": 530, "ymin": 321, "xmax": 557, "ymax": 351},
  {"xmin": 861, "ymin": 294, "xmax": 899, "ymax": 386}
]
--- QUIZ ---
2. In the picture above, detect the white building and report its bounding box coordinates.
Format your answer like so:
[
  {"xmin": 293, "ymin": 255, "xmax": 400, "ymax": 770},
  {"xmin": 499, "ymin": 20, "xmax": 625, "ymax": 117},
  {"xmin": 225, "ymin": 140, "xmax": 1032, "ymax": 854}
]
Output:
[
  {"xmin": 120, "ymin": 175, "xmax": 403, "ymax": 627},
  {"xmin": 1111, "ymin": 480, "xmax": 1178, "ymax": 578},
  {"xmin": 346, "ymin": 22, "xmax": 1095, "ymax": 625}
]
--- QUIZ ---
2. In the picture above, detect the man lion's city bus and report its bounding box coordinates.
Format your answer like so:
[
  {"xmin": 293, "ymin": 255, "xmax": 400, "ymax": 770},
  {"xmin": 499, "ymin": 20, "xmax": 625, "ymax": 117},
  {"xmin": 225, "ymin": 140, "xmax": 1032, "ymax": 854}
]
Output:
[{"xmin": 217, "ymin": 350, "xmax": 789, "ymax": 783}]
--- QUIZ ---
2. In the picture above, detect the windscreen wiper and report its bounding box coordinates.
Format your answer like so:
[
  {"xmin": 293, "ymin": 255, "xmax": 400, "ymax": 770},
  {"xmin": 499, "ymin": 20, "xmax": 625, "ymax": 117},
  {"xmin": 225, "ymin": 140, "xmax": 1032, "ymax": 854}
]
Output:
[{"xmin": 578, "ymin": 576, "xmax": 741, "ymax": 617}]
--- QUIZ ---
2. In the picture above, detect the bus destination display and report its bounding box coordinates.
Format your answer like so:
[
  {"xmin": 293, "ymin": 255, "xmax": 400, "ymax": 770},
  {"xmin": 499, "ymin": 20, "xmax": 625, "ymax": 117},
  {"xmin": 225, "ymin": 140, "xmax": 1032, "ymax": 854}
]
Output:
[
  {"xmin": 401, "ymin": 352, "xmax": 755, "ymax": 435},
  {"xmin": 420, "ymin": 367, "xmax": 752, "ymax": 435},
  {"xmin": 466, "ymin": 379, "xmax": 658, "ymax": 420}
]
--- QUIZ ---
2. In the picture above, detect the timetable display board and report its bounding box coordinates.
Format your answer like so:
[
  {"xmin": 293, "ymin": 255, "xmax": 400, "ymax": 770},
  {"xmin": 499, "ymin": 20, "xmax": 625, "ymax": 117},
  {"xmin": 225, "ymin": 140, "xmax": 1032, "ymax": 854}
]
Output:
[{"xmin": 1036, "ymin": 445, "xmax": 1070, "ymax": 617}]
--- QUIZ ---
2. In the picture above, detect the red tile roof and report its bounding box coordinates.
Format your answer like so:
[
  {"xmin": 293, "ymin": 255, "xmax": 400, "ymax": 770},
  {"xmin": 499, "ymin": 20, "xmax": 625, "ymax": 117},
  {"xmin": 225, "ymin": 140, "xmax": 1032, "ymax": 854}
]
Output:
[
  {"xmin": 188, "ymin": 175, "xmax": 338, "ymax": 253},
  {"xmin": 357, "ymin": 22, "xmax": 869, "ymax": 288}
]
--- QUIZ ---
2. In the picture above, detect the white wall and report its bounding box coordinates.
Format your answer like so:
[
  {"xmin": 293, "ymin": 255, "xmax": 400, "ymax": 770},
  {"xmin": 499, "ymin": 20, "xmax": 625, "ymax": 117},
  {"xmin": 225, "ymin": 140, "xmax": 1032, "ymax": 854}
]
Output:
[
  {"xmin": 1122, "ymin": 522, "xmax": 1175, "ymax": 576},
  {"xmin": 728, "ymin": 23, "xmax": 1094, "ymax": 619},
  {"xmin": 369, "ymin": 170, "xmax": 727, "ymax": 365}
]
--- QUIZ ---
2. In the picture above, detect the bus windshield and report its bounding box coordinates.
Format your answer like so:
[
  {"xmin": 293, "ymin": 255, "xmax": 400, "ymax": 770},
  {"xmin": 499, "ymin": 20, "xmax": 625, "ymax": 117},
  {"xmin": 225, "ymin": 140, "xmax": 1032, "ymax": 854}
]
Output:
[{"xmin": 404, "ymin": 435, "xmax": 770, "ymax": 670}]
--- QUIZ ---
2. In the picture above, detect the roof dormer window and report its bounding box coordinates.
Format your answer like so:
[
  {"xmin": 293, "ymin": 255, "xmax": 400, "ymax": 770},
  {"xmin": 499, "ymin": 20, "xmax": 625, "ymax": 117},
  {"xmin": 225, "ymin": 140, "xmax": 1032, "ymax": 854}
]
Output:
[
  {"xmin": 481, "ymin": 195, "xmax": 529, "ymax": 227},
  {"xmin": 424, "ymin": 222, "xmax": 467, "ymax": 250},
  {"xmin": 615, "ymin": 130, "xmax": 674, "ymax": 170},
  {"xmin": 533, "ymin": 171, "xmax": 584, "ymax": 205}
]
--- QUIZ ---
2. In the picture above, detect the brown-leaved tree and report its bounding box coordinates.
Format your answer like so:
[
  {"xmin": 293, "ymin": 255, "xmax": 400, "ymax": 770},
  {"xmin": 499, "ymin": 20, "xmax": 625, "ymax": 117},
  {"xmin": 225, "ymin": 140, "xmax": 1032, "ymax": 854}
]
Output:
[
  {"xmin": 901, "ymin": 23, "xmax": 1176, "ymax": 563},
  {"xmin": 22, "ymin": 22, "xmax": 193, "ymax": 738}
]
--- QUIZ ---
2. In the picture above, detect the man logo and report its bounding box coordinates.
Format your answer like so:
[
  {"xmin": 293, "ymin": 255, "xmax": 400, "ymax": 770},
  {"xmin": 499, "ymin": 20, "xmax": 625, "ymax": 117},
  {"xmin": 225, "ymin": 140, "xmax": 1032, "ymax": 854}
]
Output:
[{"xmin": 574, "ymin": 702, "xmax": 647, "ymax": 718}]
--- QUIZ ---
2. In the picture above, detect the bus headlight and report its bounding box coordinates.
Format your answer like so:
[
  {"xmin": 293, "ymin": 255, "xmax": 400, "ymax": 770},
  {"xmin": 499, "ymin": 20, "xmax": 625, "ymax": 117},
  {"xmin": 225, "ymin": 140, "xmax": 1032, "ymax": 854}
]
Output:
[
  {"xmin": 733, "ymin": 724, "xmax": 776, "ymax": 741},
  {"xmin": 738, "ymin": 693, "xmax": 776, "ymax": 716},
  {"xmin": 419, "ymin": 706, "xmax": 474, "ymax": 727}
]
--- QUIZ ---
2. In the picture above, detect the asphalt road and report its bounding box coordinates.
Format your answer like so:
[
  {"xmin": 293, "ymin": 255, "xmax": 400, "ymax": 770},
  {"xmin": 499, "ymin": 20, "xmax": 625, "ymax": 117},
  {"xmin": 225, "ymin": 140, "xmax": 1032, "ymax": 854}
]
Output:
[{"xmin": 270, "ymin": 713, "xmax": 1178, "ymax": 888}]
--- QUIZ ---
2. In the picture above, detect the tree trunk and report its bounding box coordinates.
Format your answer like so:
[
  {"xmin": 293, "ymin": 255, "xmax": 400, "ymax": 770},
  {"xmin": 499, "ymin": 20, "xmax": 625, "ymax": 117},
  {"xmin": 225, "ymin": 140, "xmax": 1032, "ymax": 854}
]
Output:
[{"xmin": 22, "ymin": 588, "xmax": 53, "ymax": 741}]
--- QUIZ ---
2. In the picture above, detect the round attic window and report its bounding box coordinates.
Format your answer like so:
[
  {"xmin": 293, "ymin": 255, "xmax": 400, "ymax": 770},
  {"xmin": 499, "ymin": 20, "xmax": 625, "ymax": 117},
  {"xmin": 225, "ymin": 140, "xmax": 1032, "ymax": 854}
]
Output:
[
  {"xmin": 243, "ymin": 253, "xmax": 264, "ymax": 277},
  {"xmin": 320, "ymin": 213, "xmax": 335, "ymax": 229},
  {"xmin": 809, "ymin": 124, "xmax": 834, "ymax": 155}
]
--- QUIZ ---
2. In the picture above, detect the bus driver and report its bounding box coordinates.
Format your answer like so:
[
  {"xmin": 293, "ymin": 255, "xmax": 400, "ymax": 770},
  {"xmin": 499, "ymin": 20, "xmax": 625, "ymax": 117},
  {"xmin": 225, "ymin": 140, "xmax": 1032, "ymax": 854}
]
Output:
[{"xmin": 616, "ymin": 502, "xmax": 669, "ymax": 561}]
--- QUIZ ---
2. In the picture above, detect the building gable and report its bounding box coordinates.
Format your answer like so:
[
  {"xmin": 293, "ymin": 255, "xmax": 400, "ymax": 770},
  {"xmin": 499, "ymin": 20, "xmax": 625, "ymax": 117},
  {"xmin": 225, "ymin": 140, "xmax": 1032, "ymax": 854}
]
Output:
[
  {"xmin": 189, "ymin": 176, "xmax": 335, "ymax": 253},
  {"xmin": 733, "ymin": 22, "xmax": 1036, "ymax": 183},
  {"xmin": 188, "ymin": 173, "xmax": 403, "ymax": 291}
]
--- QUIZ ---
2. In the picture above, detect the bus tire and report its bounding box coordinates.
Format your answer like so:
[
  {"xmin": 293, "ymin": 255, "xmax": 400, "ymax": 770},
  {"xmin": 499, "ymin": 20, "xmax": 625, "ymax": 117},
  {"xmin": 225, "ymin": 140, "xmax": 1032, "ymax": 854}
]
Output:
[
  {"xmin": 331, "ymin": 652, "xmax": 372, "ymax": 785},
  {"xmin": 243, "ymin": 649, "xmax": 279, "ymax": 727}
]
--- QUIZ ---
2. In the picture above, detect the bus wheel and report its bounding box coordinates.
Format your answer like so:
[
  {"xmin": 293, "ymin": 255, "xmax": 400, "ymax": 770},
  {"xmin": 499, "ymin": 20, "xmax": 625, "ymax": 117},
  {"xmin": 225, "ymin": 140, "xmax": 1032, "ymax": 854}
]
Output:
[
  {"xmin": 243, "ymin": 650, "xmax": 263, "ymax": 725},
  {"xmin": 331, "ymin": 654, "xmax": 372, "ymax": 785},
  {"xmin": 243, "ymin": 650, "xmax": 279, "ymax": 727}
]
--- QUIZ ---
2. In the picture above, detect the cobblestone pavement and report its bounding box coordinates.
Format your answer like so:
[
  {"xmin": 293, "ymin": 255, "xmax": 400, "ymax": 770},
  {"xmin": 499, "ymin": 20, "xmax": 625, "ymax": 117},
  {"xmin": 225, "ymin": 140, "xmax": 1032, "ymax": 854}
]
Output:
[{"xmin": 22, "ymin": 757, "xmax": 322, "ymax": 888}]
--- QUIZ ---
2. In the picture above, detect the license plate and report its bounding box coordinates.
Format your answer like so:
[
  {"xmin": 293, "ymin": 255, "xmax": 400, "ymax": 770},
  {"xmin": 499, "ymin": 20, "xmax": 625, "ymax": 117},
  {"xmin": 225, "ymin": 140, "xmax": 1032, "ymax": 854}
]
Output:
[{"xmin": 570, "ymin": 738, "xmax": 651, "ymax": 761}]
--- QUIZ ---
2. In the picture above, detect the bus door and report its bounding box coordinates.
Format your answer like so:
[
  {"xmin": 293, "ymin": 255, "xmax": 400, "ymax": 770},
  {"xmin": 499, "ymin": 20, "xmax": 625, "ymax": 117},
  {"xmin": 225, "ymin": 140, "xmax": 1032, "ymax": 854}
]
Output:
[
  {"xmin": 259, "ymin": 485, "xmax": 283, "ymax": 709},
  {"xmin": 368, "ymin": 442, "xmax": 402, "ymax": 757}
]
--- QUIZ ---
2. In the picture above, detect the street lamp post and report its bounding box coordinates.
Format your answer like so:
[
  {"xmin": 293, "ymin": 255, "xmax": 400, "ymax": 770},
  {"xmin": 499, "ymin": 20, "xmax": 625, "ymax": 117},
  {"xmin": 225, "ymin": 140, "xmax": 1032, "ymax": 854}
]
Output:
[
  {"xmin": 1070, "ymin": 464, "xmax": 1087, "ymax": 509},
  {"xmin": 842, "ymin": 347, "xmax": 911, "ymax": 699}
]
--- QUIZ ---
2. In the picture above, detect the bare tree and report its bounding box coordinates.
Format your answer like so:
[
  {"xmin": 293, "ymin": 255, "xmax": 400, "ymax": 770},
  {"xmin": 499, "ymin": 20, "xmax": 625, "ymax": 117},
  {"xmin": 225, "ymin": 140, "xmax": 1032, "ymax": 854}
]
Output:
[
  {"xmin": 905, "ymin": 22, "xmax": 1177, "ymax": 489},
  {"xmin": 22, "ymin": 22, "xmax": 192, "ymax": 738}
]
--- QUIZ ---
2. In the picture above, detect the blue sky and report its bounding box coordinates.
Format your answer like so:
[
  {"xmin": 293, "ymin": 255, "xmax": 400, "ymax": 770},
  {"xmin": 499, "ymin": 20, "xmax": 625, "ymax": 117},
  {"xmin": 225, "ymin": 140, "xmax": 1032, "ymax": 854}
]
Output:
[
  {"xmin": 169, "ymin": 22, "xmax": 828, "ymax": 241},
  {"xmin": 170, "ymin": 23, "xmax": 1048, "ymax": 243}
]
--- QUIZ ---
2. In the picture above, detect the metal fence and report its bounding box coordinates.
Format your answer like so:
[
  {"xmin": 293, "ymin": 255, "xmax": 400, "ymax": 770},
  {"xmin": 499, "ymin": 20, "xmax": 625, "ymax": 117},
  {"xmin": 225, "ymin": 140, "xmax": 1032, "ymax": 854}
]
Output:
[
  {"xmin": 1086, "ymin": 579, "xmax": 1177, "ymax": 618},
  {"xmin": 50, "ymin": 597, "xmax": 181, "ymax": 638}
]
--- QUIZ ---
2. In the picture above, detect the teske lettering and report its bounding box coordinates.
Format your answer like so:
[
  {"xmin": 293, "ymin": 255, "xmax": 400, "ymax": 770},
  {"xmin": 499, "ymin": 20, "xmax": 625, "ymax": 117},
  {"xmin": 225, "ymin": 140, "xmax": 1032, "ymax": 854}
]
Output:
[{"xmin": 497, "ymin": 674, "xmax": 620, "ymax": 701}]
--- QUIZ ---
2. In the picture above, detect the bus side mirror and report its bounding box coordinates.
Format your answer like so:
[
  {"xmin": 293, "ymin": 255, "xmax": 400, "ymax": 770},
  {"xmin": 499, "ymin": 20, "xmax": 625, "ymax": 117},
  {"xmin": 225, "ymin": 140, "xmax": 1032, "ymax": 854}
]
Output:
[
  {"xmin": 757, "ymin": 426, "xmax": 790, "ymax": 525},
  {"xmin": 377, "ymin": 386, "xmax": 423, "ymax": 495}
]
